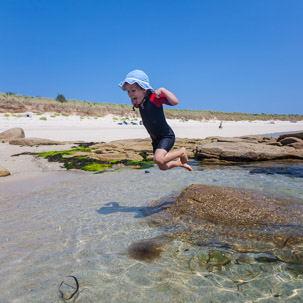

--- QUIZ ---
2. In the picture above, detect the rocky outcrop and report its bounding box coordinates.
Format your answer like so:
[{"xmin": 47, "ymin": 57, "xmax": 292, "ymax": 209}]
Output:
[
  {"xmin": 0, "ymin": 128, "xmax": 25, "ymax": 142},
  {"xmin": 35, "ymin": 138, "xmax": 204, "ymax": 172},
  {"xmin": 91, "ymin": 138, "xmax": 200, "ymax": 160},
  {"xmin": 91, "ymin": 139, "xmax": 155, "ymax": 161},
  {"xmin": 4, "ymin": 128, "xmax": 303, "ymax": 172},
  {"xmin": 278, "ymin": 131, "xmax": 303, "ymax": 141},
  {"xmin": 0, "ymin": 165, "xmax": 10, "ymax": 177},
  {"xmin": 196, "ymin": 133, "xmax": 303, "ymax": 163},
  {"xmin": 147, "ymin": 184, "xmax": 303, "ymax": 264},
  {"xmin": 24, "ymin": 133, "xmax": 303, "ymax": 172},
  {"xmin": 63, "ymin": 151, "xmax": 144, "ymax": 162},
  {"xmin": 38, "ymin": 132, "xmax": 303, "ymax": 171},
  {"xmin": 9, "ymin": 138, "xmax": 73, "ymax": 146}
]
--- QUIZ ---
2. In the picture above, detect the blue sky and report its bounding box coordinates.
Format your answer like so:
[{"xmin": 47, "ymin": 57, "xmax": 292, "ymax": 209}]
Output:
[{"xmin": 1, "ymin": 0, "xmax": 302, "ymax": 115}]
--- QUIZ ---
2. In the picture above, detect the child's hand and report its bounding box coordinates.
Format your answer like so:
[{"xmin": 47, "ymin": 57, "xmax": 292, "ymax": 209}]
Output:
[
  {"xmin": 154, "ymin": 88, "xmax": 162, "ymax": 98},
  {"xmin": 155, "ymin": 87, "xmax": 179, "ymax": 105}
]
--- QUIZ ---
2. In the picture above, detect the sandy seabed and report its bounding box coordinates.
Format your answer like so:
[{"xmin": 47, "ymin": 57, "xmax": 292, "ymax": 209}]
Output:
[{"xmin": 1, "ymin": 114, "xmax": 303, "ymax": 302}]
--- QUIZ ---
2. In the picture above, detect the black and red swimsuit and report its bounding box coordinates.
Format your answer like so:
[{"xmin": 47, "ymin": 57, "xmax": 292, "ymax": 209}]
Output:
[{"xmin": 138, "ymin": 91, "xmax": 175, "ymax": 153}]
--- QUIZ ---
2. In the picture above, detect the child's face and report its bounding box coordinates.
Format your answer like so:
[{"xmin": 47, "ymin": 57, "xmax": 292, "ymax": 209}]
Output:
[{"xmin": 124, "ymin": 83, "xmax": 146, "ymax": 105}]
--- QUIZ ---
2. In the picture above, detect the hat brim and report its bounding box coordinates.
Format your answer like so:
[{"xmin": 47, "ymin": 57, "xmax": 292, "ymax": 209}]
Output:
[{"xmin": 118, "ymin": 78, "xmax": 153, "ymax": 91}]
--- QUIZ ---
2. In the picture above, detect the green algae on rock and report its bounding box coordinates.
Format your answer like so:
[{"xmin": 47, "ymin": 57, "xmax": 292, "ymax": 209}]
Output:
[
  {"xmin": 188, "ymin": 248, "xmax": 232, "ymax": 272},
  {"xmin": 35, "ymin": 137, "xmax": 200, "ymax": 172},
  {"xmin": 38, "ymin": 146, "xmax": 92, "ymax": 158},
  {"xmin": 37, "ymin": 145, "xmax": 155, "ymax": 172},
  {"xmin": 81, "ymin": 163, "xmax": 112, "ymax": 172}
]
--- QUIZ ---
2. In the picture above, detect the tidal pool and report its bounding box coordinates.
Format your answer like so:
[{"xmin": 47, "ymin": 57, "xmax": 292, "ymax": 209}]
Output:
[{"xmin": 1, "ymin": 161, "xmax": 303, "ymax": 302}]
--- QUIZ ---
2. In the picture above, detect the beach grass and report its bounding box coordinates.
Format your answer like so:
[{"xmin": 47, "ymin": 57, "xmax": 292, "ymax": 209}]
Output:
[{"xmin": 1, "ymin": 92, "xmax": 302, "ymax": 121}]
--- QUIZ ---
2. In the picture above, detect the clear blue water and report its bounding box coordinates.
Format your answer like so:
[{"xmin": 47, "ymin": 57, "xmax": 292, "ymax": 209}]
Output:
[
  {"xmin": 261, "ymin": 130, "xmax": 301, "ymax": 137},
  {"xmin": 1, "ymin": 161, "xmax": 303, "ymax": 302}
]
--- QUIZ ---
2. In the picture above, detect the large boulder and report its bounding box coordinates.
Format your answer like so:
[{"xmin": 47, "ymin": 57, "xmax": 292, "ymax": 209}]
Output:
[
  {"xmin": 0, "ymin": 128, "xmax": 25, "ymax": 141},
  {"xmin": 91, "ymin": 138, "xmax": 203, "ymax": 160},
  {"xmin": 196, "ymin": 141, "xmax": 303, "ymax": 162},
  {"xmin": 157, "ymin": 184, "xmax": 303, "ymax": 226},
  {"xmin": 147, "ymin": 184, "xmax": 303, "ymax": 263},
  {"xmin": 195, "ymin": 132, "xmax": 303, "ymax": 163},
  {"xmin": 0, "ymin": 165, "xmax": 10, "ymax": 177}
]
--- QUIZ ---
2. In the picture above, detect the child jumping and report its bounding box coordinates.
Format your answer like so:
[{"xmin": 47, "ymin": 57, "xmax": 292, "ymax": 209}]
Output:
[{"xmin": 119, "ymin": 69, "xmax": 192, "ymax": 171}]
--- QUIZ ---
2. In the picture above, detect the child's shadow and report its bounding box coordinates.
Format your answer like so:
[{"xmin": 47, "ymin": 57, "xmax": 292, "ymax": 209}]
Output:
[{"xmin": 97, "ymin": 201, "xmax": 174, "ymax": 218}]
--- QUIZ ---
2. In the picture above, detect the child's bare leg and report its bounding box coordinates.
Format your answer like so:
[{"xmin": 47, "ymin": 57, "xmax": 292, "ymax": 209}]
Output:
[
  {"xmin": 163, "ymin": 147, "xmax": 190, "ymax": 167},
  {"xmin": 154, "ymin": 148, "xmax": 192, "ymax": 171},
  {"xmin": 180, "ymin": 147, "xmax": 188, "ymax": 164},
  {"xmin": 156, "ymin": 148, "xmax": 184, "ymax": 163}
]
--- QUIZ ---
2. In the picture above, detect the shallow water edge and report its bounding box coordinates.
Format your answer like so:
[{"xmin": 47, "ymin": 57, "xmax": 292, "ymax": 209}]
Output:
[{"xmin": 1, "ymin": 162, "xmax": 303, "ymax": 302}]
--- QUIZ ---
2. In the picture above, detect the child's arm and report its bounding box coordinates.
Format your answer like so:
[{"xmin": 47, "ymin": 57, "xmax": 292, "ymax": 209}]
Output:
[{"xmin": 154, "ymin": 88, "xmax": 178, "ymax": 106}]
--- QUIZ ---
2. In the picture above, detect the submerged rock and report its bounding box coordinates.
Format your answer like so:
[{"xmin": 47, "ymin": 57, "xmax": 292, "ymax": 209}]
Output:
[
  {"xmin": 249, "ymin": 165, "xmax": 303, "ymax": 178},
  {"xmin": 127, "ymin": 236, "xmax": 171, "ymax": 262},
  {"xmin": 147, "ymin": 184, "xmax": 303, "ymax": 263}
]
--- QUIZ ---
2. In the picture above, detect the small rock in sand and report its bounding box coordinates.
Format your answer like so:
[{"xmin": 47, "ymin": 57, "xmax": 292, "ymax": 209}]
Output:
[{"xmin": 0, "ymin": 165, "xmax": 10, "ymax": 177}]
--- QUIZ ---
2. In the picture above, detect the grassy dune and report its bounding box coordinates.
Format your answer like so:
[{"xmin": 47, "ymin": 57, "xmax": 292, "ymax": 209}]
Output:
[{"xmin": 1, "ymin": 92, "xmax": 302, "ymax": 121}]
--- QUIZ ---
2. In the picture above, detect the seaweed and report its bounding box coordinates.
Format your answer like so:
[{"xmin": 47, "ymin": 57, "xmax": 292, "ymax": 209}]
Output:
[
  {"xmin": 38, "ymin": 146, "xmax": 91, "ymax": 159},
  {"xmin": 81, "ymin": 163, "xmax": 111, "ymax": 172},
  {"xmin": 37, "ymin": 147, "xmax": 155, "ymax": 173},
  {"xmin": 59, "ymin": 275, "xmax": 79, "ymax": 300}
]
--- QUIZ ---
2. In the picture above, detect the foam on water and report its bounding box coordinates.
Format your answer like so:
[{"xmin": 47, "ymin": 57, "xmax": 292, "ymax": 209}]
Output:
[{"xmin": 1, "ymin": 162, "xmax": 303, "ymax": 302}]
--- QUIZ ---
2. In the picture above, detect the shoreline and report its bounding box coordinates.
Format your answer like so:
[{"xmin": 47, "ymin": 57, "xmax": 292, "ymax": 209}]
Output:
[
  {"xmin": 1, "ymin": 113, "xmax": 303, "ymax": 142},
  {"xmin": 1, "ymin": 113, "xmax": 303, "ymax": 197},
  {"xmin": 0, "ymin": 143, "xmax": 88, "ymax": 198}
]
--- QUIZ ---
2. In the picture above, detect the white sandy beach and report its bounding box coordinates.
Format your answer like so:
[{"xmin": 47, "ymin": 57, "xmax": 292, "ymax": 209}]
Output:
[
  {"xmin": 1, "ymin": 113, "xmax": 303, "ymax": 142},
  {"xmin": 1, "ymin": 112, "xmax": 303, "ymax": 196}
]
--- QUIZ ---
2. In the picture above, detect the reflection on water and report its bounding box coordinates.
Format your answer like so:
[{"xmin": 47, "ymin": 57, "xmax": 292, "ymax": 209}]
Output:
[{"xmin": 1, "ymin": 161, "xmax": 303, "ymax": 302}]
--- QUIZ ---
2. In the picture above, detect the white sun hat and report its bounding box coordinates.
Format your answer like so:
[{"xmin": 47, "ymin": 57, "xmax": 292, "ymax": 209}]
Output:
[{"xmin": 119, "ymin": 70, "xmax": 153, "ymax": 91}]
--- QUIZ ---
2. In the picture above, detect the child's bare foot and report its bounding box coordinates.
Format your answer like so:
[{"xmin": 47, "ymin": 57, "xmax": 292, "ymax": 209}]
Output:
[
  {"xmin": 176, "ymin": 158, "xmax": 192, "ymax": 171},
  {"xmin": 180, "ymin": 148, "xmax": 188, "ymax": 164},
  {"xmin": 181, "ymin": 163, "xmax": 193, "ymax": 171}
]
